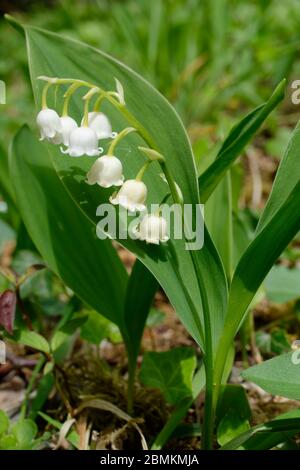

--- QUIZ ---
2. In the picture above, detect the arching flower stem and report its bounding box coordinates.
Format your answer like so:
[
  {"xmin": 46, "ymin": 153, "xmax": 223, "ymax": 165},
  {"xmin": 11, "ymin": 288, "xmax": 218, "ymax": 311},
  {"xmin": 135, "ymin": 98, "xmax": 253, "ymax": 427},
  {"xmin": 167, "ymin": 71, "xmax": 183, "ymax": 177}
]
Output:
[
  {"xmin": 82, "ymin": 87, "xmax": 99, "ymax": 127},
  {"xmin": 94, "ymin": 91, "xmax": 119, "ymax": 112},
  {"xmin": 136, "ymin": 161, "xmax": 151, "ymax": 181},
  {"xmin": 107, "ymin": 127, "xmax": 136, "ymax": 156},
  {"xmin": 41, "ymin": 81, "xmax": 52, "ymax": 109},
  {"xmin": 62, "ymin": 83, "xmax": 81, "ymax": 117}
]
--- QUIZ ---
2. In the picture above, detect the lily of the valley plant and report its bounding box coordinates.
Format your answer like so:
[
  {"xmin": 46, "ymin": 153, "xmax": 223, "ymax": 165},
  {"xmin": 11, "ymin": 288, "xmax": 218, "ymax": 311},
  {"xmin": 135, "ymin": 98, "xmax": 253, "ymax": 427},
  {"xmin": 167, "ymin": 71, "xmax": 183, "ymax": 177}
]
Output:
[
  {"xmin": 36, "ymin": 76, "xmax": 170, "ymax": 245},
  {"xmin": 7, "ymin": 19, "xmax": 300, "ymax": 451}
]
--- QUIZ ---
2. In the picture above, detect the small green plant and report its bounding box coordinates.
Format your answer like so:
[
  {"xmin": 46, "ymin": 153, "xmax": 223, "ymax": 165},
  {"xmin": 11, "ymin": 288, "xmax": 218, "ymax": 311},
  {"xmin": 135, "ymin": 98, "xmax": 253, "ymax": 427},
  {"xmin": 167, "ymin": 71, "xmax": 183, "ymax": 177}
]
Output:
[{"xmin": 0, "ymin": 410, "xmax": 49, "ymax": 450}]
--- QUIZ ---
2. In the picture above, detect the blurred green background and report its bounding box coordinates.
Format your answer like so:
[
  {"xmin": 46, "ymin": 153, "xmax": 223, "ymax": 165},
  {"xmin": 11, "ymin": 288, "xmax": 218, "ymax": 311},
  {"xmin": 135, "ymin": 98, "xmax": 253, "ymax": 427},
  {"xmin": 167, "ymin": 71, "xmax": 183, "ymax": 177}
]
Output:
[{"xmin": 2, "ymin": 0, "xmax": 300, "ymax": 149}]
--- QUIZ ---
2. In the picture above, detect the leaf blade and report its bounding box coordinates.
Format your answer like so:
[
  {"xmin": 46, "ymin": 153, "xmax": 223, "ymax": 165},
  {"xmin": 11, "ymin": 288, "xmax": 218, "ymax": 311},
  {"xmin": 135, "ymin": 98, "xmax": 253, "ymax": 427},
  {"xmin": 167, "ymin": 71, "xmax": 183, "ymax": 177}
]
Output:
[
  {"xmin": 199, "ymin": 80, "xmax": 285, "ymax": 202},
  {"xmin": 242, "ymin": 352, "xmax": 300, "ymax": 400}
]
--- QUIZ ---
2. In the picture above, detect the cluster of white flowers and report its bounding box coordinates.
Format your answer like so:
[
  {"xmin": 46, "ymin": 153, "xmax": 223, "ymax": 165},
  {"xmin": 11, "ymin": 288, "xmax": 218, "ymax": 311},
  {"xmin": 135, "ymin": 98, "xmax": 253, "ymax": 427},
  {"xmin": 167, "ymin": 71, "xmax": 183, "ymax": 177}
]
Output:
[
  {"xmin": 36, "ymin": 108, "xmax": 114, "ymax": 157},
  {"xmin": 36, "ymin": 79, "xmax": 169, "ymax": 245},
  {"xmin": 91, "ymin": 171, "xmax": 169, "ymax": 245}
]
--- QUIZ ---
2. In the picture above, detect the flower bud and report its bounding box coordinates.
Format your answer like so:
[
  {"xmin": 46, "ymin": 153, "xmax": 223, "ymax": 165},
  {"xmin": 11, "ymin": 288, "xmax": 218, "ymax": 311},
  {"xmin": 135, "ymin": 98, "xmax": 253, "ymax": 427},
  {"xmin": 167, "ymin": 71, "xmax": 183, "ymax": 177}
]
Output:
[
  {"xmin": 86, "ymin": 155, "xmax": 124, "ymax": 188},
  {"xmin": 82, "ymin": 112, "xmax": 114, "ymax": 139},
  {"xmin": 62, "ymin": 126, "xmax": 100, "ymax": 157},
  {"xmin": 133, "ymin": 214, "xmax": 169, "ymax": 245},
  {"xmin": 110, "ymin": 179, "xmax": 147, "ymax": 212},
  {"xmin": 36, "ymin": 108, "xmax": 62, "ymax": 142}
]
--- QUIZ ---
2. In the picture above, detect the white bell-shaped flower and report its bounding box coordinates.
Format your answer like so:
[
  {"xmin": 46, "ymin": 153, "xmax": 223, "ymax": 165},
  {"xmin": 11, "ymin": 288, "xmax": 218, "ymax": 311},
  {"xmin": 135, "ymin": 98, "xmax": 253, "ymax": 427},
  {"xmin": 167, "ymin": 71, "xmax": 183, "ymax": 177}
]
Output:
[
  {"xmin": 62, "ymin": 126, "xmax": 101, "ymax": 157},
  {"xmin": 59, "ymin": 116, "xmax": 78, "ymax": 146},
  {"xmin": 82, "ymin": 112, "xmax": 114, "ymax": 139},
  {"xmin": 86, "ymin": 155, "xmax": 124, "ymax": 188},
  {"xmin": 36, "ymin": 108, "xmax": 62, "ymax": 142},
  {"xmin": 110, "ymin": 179, "xmax": 147, "ymax": 212},
  {"xmin": 133, "ymin": 214, "xmax": 169, "ymax": 245},
  {"xmin": 51, "ymin": 116, "xmax": 78, "ymax": 145}
]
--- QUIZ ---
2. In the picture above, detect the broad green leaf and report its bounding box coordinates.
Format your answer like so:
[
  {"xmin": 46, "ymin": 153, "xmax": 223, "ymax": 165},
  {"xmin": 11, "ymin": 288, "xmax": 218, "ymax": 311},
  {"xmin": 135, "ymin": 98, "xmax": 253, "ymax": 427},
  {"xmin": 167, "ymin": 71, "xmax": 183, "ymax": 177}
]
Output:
[
  {"xmin": 123, "ymin": 260, "xmax": 158, "ymax": 364},
  {"xmin": 199, "ymin": 81, "xmax": 285, "ymax": 202},
  {"xmin": 19, "ymin": 23, "xmax": 227, "ymax": 351},
  {"xmin": 242, "ymin": 352, "xmax": 300, "ymax": 400},
  {"xmin": 205, "ymin": 174, "xmax": 232, "ymax": 280},
  {"xmin": 11, "ymin": 329, "xmax": 50, "ymax": 354},
  {"xmin": 140, "ymin": 347, "xmax": 197, "ymax": 405},
  {"xmin": 232, "ymin": 210, "xmax": 255, "ymax": 267},
  {"xmin": 265, "ymin": 265, "xmax": 300, "ymax": 303},
  {"xmin": 231, "ymin": 163, "xmax": 244, "ymax": 215},
  {"xmin": 11, "ymin": 126, "xmax": 127, "ymax": 328}
]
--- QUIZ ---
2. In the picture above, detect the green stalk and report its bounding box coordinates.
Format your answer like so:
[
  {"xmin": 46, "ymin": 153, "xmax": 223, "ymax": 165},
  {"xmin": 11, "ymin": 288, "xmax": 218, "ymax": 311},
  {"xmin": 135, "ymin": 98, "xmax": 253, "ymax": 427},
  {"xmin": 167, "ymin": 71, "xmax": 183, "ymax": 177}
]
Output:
[
  {"xmin": 107, "ymin": 127, "xmax": 136, "ymax": 156},
  {"xmin": 127, "ymin": 358, "xmax": 136, "ymax": 415},
  {"xmin": 136, "ymin": 161, "xmax": 151, "ymax": 181},
  {"xmin": 208, "ymin": 318, "xmax": 239, "ymax": 445},
  {"xmin": 188, "ymin": 246, "xmax": 214, "ymax": 449},
  {"xmin": 62, "ymin": 83, "xmax": 81, "ymax": 117},
  {"xmin": 93, "ymin": 92, "xmax": 117, "ymax": 111},
  {"xmin": 41, "ymin": 81, "xmax": 52, "ymax": 109}
]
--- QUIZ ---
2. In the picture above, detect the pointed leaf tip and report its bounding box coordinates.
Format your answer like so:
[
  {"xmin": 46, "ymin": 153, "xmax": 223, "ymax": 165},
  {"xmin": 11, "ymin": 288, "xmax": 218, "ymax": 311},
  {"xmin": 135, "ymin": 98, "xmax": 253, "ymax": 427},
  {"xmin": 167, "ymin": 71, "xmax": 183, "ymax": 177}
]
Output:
[{"xmin": 4, "ymin": 14, "xmax": 25, "ymax": 35}]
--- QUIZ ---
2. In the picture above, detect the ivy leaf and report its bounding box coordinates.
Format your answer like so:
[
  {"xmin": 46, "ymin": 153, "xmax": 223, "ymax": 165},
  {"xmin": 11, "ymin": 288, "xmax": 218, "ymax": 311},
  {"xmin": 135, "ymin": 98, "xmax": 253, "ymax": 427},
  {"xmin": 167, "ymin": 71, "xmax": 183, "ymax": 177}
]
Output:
[{"xmin": 140, "ymin": 347, "xmax": 196, "ymax": 405}]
